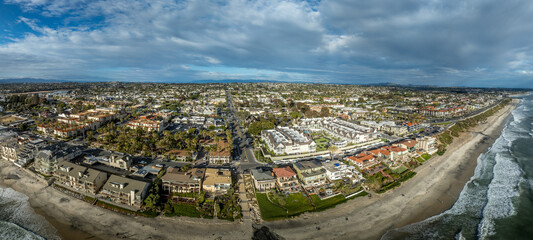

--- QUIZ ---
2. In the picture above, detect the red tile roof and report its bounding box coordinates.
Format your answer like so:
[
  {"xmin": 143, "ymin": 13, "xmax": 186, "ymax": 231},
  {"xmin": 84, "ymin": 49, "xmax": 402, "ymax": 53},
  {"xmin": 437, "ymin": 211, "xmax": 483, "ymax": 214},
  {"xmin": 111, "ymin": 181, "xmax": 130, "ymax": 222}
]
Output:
[{"xmin": 272, "ymin": 166, "xmax": 296, "ymax": 178}]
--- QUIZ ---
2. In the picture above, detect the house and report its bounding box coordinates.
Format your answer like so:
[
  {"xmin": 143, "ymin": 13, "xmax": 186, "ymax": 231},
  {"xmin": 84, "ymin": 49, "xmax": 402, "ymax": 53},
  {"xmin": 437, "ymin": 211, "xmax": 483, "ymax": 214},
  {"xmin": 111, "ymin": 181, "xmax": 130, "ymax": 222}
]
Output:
[
  {"xmin": 272, "ymin": 166, "xmax": 300, "ymax": 194},
  {"xmin": 100, "ymin": 175, "xmax": 151, "ymax": 209},
  {"xmin": 383, "ymin": 146, "xmax": 409, "ymax": 162},
  {"xmin": 293, "ymin": 160, "xmax": 327, "ymax": 189},
  {"xmin": 161, "ymin": 167, "xmax": 205, "ymax": 193},
  {"xmin": 109, "ymin": 154, "xmax": 132, "ymax": 170},
  {"xmin": 251, "ymin": 168, "xmax": 276, "ymax": 192},
  {"xmin": 396, "ymin": 140, "xmax": 418, "ymax": 153},
  {"xmin": 208, "ymin": 150, "xmax": 231, "ymax": 165},
  {"xmin": 34, "ymin": 143, "xmax": 83, "ymax": 175},
  {"xmin": 346, "ymin": 153, "xmax": 378, "ymax": 169},
  {"xmin": 323, "ymin": 161, "xmax": 352, "ymax": 181},
  {"xmin": 55, "ymin": 161, "xmax": 108, "ymax": 195},
  {"xmin": 202, "ymin": 168, "xmax": 232, "ymax": 195}
]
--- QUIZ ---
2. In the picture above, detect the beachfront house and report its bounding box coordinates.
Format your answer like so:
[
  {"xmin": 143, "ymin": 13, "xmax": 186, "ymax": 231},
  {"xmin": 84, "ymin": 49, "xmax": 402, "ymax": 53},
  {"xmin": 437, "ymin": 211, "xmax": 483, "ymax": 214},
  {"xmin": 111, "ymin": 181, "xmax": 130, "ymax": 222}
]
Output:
[
  {"xmin": 202, "ymin": 168, "xmax": 232, "ymax": 196},
  {"xmin": 346, "ymin": 153, "xmax": 378, "ymax": 169},
  {"xmin": 396, "ymin": 140, "xmax": 418, "ymax": 153},
  {"xmin": 293, "ymin": 160, "xmax": 327, "ymax": 189},
  {"xmin": 161, "ymin": 167, "xmax": 205, "ymax": 194},
  {"xmin": 323, "ymin": 161, "xmax": 352, "ymax": 181},
  {"xmin": 272, "ymin": 166, "xmax": 301, "ymax": 194},
  {"xmin": 100, "ymin": 175, "xmax": 151, "ymax": 209},
  {"xmin": 251, "ymin": 168, "xmax": 276, "ymax": 192},
  {"xmin": 34, "ymin": 143, "xmax": 83, "ymax": 175},
  {"xmin": 55, "ymin": 161, "xmax": 108, "ymax": 195}
]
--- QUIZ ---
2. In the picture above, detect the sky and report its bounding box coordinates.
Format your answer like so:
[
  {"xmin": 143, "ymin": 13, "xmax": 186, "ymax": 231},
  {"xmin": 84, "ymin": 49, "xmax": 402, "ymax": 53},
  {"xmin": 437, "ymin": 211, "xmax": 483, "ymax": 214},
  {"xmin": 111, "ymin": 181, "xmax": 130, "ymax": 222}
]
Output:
[{"xmin": 0, "ymin": 0, "xmax": 532, "ymax": 88}]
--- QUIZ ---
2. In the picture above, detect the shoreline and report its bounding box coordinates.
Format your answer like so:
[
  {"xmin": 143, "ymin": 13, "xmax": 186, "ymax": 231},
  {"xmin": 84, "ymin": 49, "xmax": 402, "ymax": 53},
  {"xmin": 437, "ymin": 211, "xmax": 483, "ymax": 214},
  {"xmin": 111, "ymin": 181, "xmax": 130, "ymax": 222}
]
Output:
[
  {"xmin": 264, "ymin": 99, "xmax": 518, "ymax": 240},
  {"xmin": 0, "ymin": 100, "xmax": 518, "ymax": 240}
]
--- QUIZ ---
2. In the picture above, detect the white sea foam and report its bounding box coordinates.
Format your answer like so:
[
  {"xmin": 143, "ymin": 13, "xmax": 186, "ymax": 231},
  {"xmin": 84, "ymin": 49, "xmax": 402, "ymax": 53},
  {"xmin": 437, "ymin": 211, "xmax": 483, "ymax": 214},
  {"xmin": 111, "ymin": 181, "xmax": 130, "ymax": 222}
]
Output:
[
  {"xmin": 477, "ymin": 152, "xmax": 522, "ymax": 239},
  {"xmin": 0, "ymin": 221, "xmax": 44, "ymax": 240},
  {"xmin": 0, "ymin": 187, "xmax": 60, "ymax": 240},
  {"xmin": 382, "ymin": 99, "xmax": 526, "ymax": 240}
]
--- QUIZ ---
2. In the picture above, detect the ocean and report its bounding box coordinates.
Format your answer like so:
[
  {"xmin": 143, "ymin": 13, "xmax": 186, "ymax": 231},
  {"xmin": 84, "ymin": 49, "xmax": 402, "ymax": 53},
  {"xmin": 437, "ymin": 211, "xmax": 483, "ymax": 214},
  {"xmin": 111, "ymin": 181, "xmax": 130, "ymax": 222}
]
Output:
[
  {"xmin": 383, "ymin": 94, "xmax": 533, "ymax": 240},
  {"xmin": 0, "ymin": 187, "xmax": 59, "ymax": 240}
]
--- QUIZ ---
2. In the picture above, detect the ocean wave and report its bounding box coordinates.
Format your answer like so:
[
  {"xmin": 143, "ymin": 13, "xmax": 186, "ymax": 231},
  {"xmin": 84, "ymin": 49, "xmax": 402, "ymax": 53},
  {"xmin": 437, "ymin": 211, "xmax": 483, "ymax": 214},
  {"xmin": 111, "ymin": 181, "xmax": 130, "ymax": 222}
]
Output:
[
  {"xmin": 477, "ymin": 152, "xmax": 522, "ymax": 239},
  {"xmin": 0, "ymin": 221, "xmax": 44, "ymax": 240},
  {"xmin": 0, "ymin": 187, "xmax": 60, "ymax": 240}
]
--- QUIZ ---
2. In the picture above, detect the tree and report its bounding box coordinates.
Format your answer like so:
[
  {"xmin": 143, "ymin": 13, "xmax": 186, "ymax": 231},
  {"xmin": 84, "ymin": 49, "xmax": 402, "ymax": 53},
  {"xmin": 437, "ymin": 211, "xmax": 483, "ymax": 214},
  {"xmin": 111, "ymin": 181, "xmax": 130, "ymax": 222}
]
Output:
[
  {"xmin": 249, "ymin": 120, "xmax": 274, "ymax": 135},
  {"xmin": 320, "ymin": 107, "xmax": 330, "ymax": 117},
  {"xmin": 328, "ymin": 145, "xmax": 338, "ymax": 160},
  {"xmin": 144, "ymin": 179, "xmax": 161, "ymax": 212}
]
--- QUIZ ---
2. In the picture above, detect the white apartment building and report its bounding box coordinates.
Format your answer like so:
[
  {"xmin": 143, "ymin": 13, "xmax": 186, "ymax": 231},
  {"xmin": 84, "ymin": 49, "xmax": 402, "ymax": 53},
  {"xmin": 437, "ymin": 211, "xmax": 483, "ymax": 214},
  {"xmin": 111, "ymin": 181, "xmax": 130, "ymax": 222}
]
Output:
[
  {"xmin": 298, "ymin": 117, "xmax": 375, "ymax": 144},
  {"xmin": 261, "ymin": 127, "xmax": 316, "ymax": 155}
]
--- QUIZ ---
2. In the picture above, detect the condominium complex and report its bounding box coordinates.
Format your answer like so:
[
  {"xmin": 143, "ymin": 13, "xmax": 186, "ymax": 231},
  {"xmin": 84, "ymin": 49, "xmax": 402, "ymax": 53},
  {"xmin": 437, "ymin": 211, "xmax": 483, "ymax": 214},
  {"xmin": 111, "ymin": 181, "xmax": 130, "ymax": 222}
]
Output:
[
  {"xmin": 261, "ymin": 126, "xmax": 316, "ymax": 155},
  {"xmin": 298, "ymin": 117, "xmax": 375, "ymax": 143}
]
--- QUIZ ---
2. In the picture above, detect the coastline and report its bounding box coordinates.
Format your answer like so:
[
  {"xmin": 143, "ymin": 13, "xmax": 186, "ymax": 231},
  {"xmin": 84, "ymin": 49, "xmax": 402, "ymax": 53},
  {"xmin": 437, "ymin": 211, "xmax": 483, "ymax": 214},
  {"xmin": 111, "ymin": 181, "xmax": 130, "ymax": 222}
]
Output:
[
  {"xmin": 264, "ymin": 99, "xmax": 518, "ymax": 240},
  {"xmin": 0, "ymin": 100, "xmax": 517, "ymax": 240},
  {"xmin": 0, "ymin": 162, "xmax": 254, "ymax": 240}
]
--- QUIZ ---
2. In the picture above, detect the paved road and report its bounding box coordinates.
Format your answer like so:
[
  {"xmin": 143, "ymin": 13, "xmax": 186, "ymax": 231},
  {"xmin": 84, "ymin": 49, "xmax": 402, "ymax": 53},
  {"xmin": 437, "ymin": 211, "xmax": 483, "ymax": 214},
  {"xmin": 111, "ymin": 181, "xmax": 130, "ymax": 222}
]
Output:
[{"xmin": 226, "ymin": 89, "xmax": 264, "ymax": 172}]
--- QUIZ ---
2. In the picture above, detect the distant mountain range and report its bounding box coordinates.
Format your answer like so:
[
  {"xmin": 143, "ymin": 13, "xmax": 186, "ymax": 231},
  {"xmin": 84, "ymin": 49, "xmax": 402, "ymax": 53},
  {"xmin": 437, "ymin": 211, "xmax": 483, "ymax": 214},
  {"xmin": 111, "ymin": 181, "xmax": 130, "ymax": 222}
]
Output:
[{"xmin": 0, "ymin": 78, "xmax": 69, "ymax": 84}]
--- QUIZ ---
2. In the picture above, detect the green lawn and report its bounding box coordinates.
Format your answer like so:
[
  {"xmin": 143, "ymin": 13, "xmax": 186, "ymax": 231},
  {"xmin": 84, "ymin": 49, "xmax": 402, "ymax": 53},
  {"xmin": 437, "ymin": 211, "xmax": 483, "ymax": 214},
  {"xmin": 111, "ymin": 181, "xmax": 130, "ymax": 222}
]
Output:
[
  {"xmin": 391, "ymin": 165, "xmax": 408, "ymax": 174},
  {"xmin": 284, "ymin": 193, "xmax": 314, "ymax": 216},
  {"xmin": 255, "ymin": 193, "xmax": 287, "ymax": 221},
  {"xmin": 268, "ymin": 192, "xmax": 313, "ymax": 216},
  {"xmin": 314, "ymin": 137, "xmax": 330, "ymax": 151},
  {"xmin": 168, "ymin": 203, "xmax": 202, "ymax": 218},
  {"xmin": 310, "ymin": 194, "xmax": 347, "ymax": 212},
  {"xmin": 421, "ymin": 153, "xmax": 432, "ymax": 160}
]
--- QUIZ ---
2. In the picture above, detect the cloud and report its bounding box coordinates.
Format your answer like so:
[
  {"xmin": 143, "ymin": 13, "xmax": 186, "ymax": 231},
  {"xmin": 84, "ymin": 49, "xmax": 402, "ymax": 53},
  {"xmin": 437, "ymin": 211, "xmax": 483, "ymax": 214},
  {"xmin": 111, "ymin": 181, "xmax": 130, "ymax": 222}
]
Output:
[{"xmin": 0, "ymin": 0, "xmax": 533, "ymax": 87}]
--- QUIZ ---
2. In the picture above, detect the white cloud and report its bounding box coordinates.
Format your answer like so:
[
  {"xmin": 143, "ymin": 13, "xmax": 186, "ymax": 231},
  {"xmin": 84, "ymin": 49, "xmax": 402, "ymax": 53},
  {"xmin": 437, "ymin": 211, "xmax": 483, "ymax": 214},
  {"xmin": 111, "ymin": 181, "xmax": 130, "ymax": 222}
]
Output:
[{"xmin": 1, "ymin": 0, "xmax": 533, "ymax": 87}]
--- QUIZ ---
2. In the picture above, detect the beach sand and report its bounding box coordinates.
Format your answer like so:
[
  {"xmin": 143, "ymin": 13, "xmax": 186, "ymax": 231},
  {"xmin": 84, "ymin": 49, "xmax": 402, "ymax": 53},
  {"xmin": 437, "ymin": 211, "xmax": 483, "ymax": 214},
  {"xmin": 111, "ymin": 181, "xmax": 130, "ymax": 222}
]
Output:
[{"xmin": 0, "ymin": 100, "xmax": 517, "ymax": 240}]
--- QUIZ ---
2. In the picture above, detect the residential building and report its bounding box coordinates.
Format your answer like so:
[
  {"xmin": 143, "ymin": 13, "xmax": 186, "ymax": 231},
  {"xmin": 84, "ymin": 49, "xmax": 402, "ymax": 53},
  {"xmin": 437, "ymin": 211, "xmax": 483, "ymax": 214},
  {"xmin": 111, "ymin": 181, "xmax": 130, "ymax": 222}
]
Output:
[
  {"xmin": 251, "ymin": 168, "xmax": 276, "ymax": 192},
  {"xmin": 208, "ymin": 150, "xmax": 231, "ymax": 165},
  {"xmin": 396, "ymin": 140, "xmax": 418, "ymax": 153},
  {"xmin": 0, "ymin": 138, "xmax": 21, "ymax": 163},
  {"xmin": 272, "ymin": 166, "xmax": 300, "ymax": 194},
  {"xmin": 161, "ymin": 167, "xmax": 204, "ymax": 193},
  {"xmin": 298, "ymin": 117, "xmax": 375, "ymax": 144},
  {"xmin": 55, "ymin": 161, "xmax": 108, "ymax": 195},
  {"xmin": 261, "ymin": 126, "xmax": 316, "ymax": 155},
  {"xmin": 34, "ymin": 143, "xmax": 83, "ymax": 175},
  {"xmin": 126, "ymin": 114, "xmax": 166, "ymax": 132},
  {"xmin": 323, "ymin": 161, "xmax": 352, "ymax": 181},
  {"xmin": 293, "ymin": 160, "xmax": 327, "ymax": 189},
  {"xmin": 202, "ymin": 168, "xmax": 232, "ymax": 195},
  {"xmin": 417, "ymin": 136, "xmax": 438, "ymax": 155},
  {"xmin": 346, "ymin": 153, "xmax": 378, "ymax": 169},
  {"xmin": 100, "ymin": 175, "xmax": 151, "ymax": 209},
  {"xmin": 109, "ymin": 154, "xmax": 132, "ymax": 170},
  {"xmin": 208, "ymin": 140, "xmax": 232, "ymax": 165}
]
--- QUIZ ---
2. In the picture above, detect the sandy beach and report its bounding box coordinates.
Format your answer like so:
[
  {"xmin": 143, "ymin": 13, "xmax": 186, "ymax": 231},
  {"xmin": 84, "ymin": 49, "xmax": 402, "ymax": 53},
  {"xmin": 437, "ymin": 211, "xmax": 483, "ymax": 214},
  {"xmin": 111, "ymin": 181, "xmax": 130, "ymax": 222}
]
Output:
[{"xmin": 0, "ymin": 100, "xmax": 517, "ymax": 240}]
